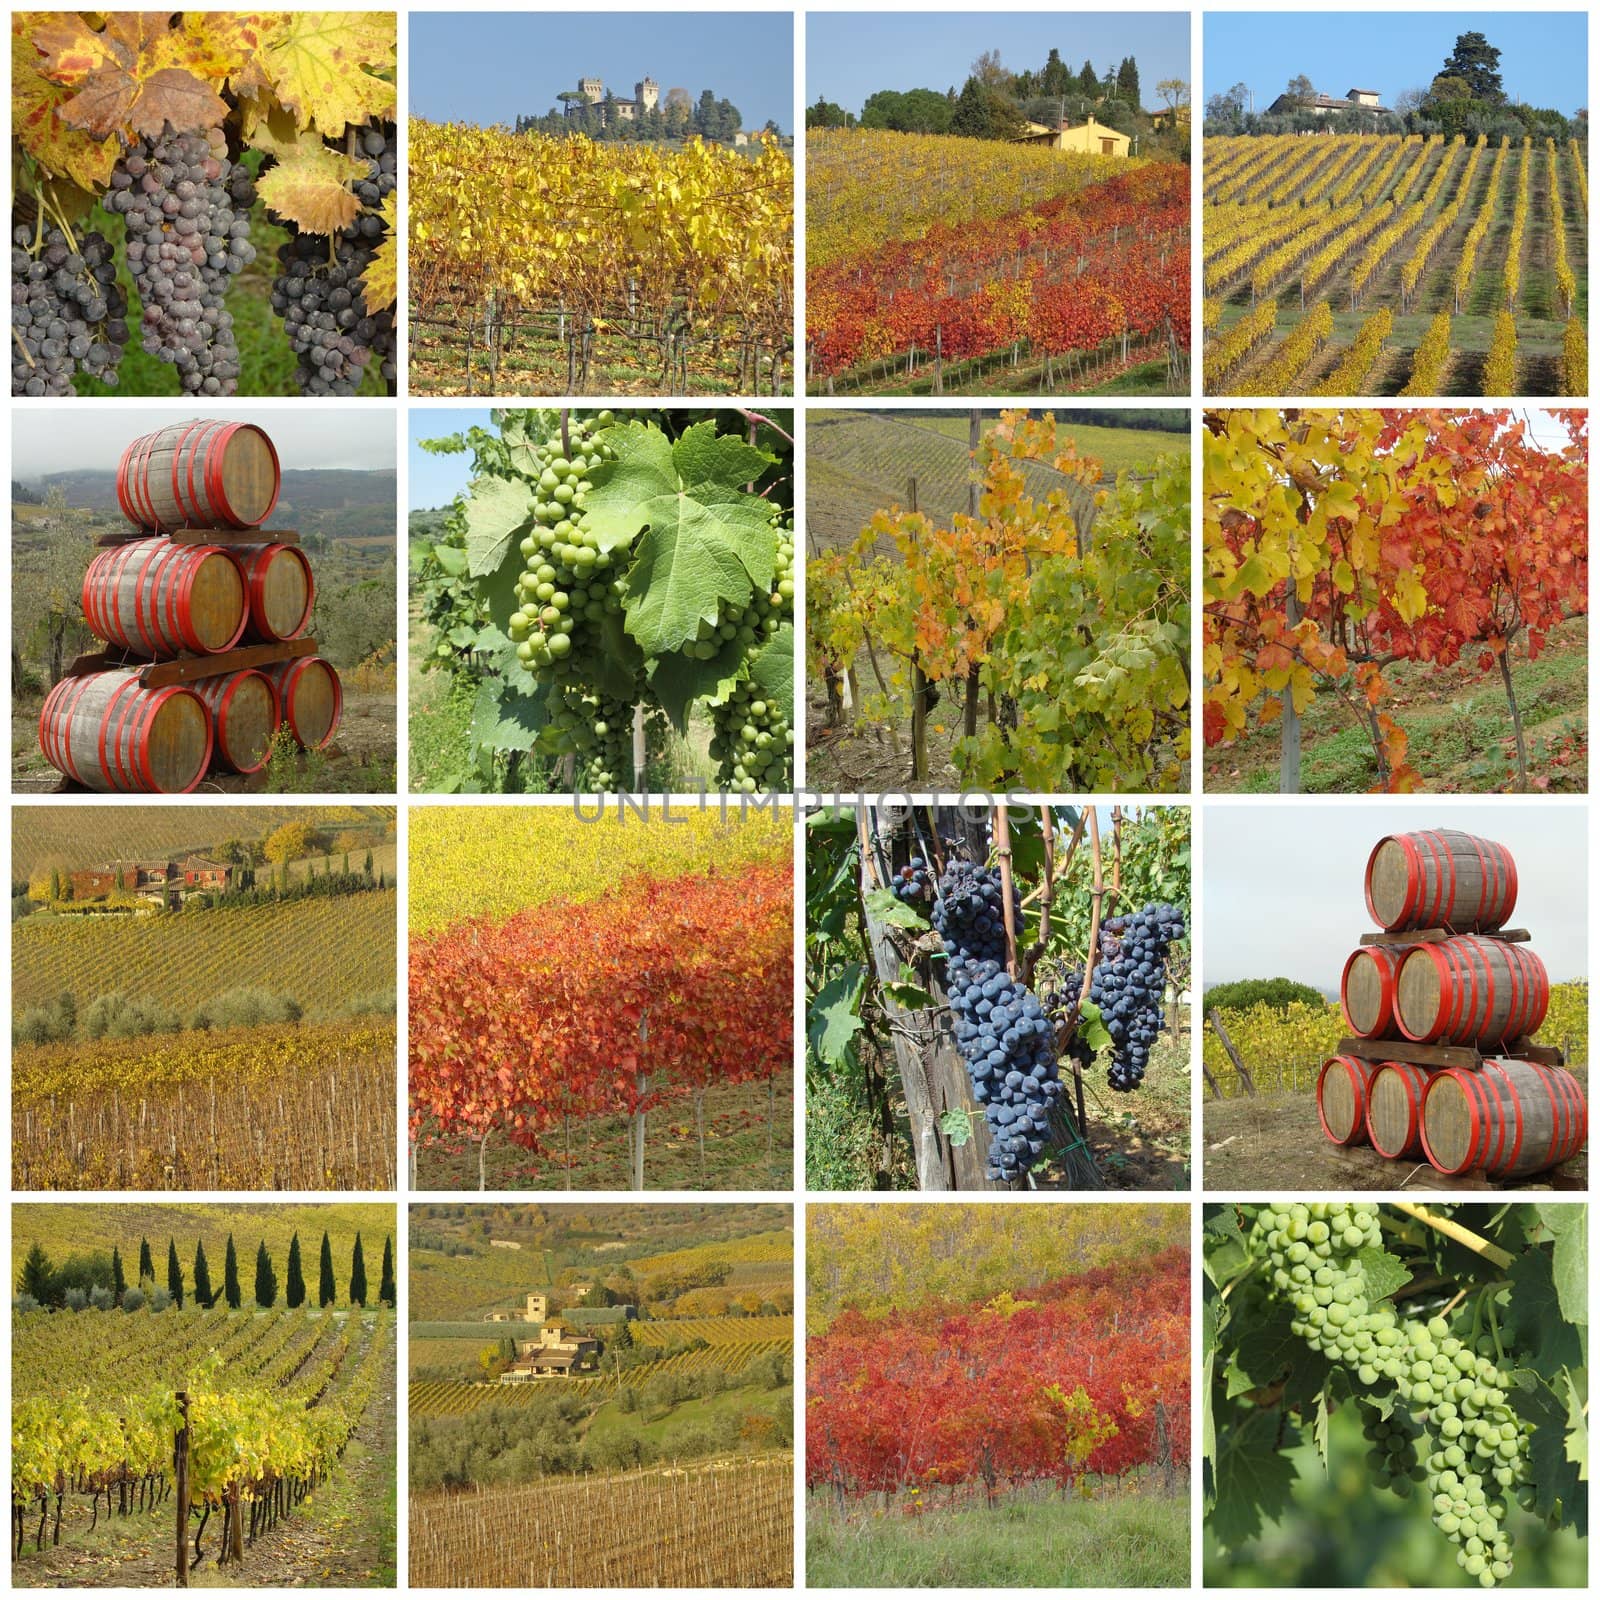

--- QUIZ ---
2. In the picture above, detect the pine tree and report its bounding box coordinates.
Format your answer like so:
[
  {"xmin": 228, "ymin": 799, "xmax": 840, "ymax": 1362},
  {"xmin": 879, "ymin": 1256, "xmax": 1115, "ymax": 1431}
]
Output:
[
  {"xmin": 254, "ymin": 1241, "xmax": 277, "ymax": 1308},
  {"xmin": 193, "ymin": 1241, "xmax": 213, "ymax": 1308},
  {"xmin": 379, "ymin": 1236, "xmax": 396, "ymax": 1308},
  {"xmin": 224, "ymin": 1233, "xmax": 241, "ymax": 1309},
  {"xmin": 111, "ymin": 1246, "xmax": 126, "ymax": 1305},
  {"xmin": 349, "ymin": 1234, "xmax": 368, "ymax": 1307},
  {"xmin": 19, "ymin": 1242, "xmax": 54, "ymax": 1303},
  {"xmin": 319, "ymin": 1231, "xmax": 336, "ymax": 1307},
  {"xmin": 166, "ymin": 1238, "xmax": 184, "ymax": 1308},
  {"xmin": 364, "ymin": 848, "xmax": 374, "ymax": 879},
  {"xmin": 137, "ymin": 1237, "xmax": 154, "ymax": 1286},
  {"xmin": 286, "ymin": 1233, "xmax": 306, "ymax": 1309}
]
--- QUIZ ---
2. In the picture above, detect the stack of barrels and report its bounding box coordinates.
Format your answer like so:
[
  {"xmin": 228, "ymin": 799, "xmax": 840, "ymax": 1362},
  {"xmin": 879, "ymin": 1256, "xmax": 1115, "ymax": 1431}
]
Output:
[
  {"xmin": 1317, "ymin": 828, "xmax": 1587, "ymax": 1182},
  {"xmin": 37, "ymin": 420, "xmax": 343, "ymax": 793}
]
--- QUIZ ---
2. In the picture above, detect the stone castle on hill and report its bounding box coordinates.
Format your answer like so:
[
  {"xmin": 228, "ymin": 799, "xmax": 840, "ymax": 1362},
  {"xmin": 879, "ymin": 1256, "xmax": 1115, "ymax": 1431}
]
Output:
[{"xmin": 567, "ymin": 74, "xmax": 660, "ymax": 125}]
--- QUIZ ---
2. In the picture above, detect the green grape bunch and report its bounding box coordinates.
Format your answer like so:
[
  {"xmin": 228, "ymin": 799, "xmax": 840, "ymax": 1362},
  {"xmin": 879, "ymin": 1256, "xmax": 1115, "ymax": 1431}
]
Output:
[{"xmin": 1249, "ymin": 1202, "xmax": 1534, "ymax": 1587}]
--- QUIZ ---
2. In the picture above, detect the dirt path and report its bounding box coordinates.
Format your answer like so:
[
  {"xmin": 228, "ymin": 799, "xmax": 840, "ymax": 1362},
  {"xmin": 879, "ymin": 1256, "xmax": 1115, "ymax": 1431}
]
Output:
[{"xmin": 14, "ymin": 1321, "xmax": 397, "ymax": 1589}]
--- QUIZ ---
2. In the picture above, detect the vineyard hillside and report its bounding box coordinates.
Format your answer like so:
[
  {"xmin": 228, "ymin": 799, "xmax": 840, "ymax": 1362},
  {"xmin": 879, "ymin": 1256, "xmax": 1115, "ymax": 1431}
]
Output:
[
  {"xmin": 14, "ymin": 890, "xmax": 397, "ymax": 1016},
  {"xmin": 807, "ymin": 129, "xmax": 1190, "ymax": 396},
  {"xmin": 10, "ymin": 806, "xmax": 391, "ymax": 880},
  {"xmin": 1204, "ymin": 133, "xmax": 1587, "ymax": 396},
  {"xmin": 12, "ymin": 1202, "xmax": 396, "ymax": 1284},
  {"xmin": 805, "ymin": 408, "xmax": 1182, "ymax": 550}
]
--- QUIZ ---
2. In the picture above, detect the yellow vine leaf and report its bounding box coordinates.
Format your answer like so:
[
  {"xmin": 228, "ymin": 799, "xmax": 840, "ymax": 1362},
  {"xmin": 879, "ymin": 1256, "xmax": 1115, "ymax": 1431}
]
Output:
[
  {"xmin": 255, "ymin": 133, "xmax": 368, "ymax": 233},
  {"xmin": 262, "ymin": 11, "xmax": 396, "ymax": 135},
  {"xmin": 360, "ymin": 191, "xmax": 399, "ymax": 312},
  {"xmin": 11, "ymin": 39, "xmax": 119, "ymax": 190}
]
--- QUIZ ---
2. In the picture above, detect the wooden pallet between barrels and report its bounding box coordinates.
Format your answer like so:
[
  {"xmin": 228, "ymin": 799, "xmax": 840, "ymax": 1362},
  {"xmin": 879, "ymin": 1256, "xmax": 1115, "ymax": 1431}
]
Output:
[
  {"xmin": 64, "ymin": 636, "xmax": 320, "ymax": 688},
  {"xmin": 1336, "ymin": 1035, "xmax": 1566, "ymax": 1070},
  {"xmin": 96, "ymin": 525, "xmax": 301, "ymax": 548}
]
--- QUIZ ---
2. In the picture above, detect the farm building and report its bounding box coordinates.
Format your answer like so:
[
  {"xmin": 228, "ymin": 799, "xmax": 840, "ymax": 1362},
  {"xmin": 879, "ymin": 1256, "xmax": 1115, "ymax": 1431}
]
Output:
[
  {"xmin": 1012, "ymin": 115, "xmax": 1130, "ymax": 156},
  {"xmin": 482, "ymin": 1292, "xmax": 636, "ymax": 1325},
  {"xmin": 1265, "ymin": 87, "xmax": 1391, "ymax": 117},
  {"xmin": 499, "ymin": 1323, "xmax": 601, "ymax": 1381},
  {"xmin": 67, "ymin": 855, "xmax": 236, "ymax": 905}
]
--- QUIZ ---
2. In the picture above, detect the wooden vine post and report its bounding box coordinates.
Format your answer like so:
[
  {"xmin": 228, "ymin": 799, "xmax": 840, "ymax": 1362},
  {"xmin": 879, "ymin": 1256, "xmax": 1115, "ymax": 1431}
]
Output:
[
  {"xmin": 858, "ymin": 804, "xmax": 1102, "ymax": 1191},
  {"xmin": 1207, "ymin": 1008, "xmax": 1257, "ymax": 1096},
  {"xmin": 962, "ymin": 410, "xmax": 983, "ymax": 742},
  {"xmin": 906, "ymin": 478, "xmax": 931, "ymax": 779},
  {"xmin": 173, "ymin": 1390, "xmax": 190, "ymax": 1587}
]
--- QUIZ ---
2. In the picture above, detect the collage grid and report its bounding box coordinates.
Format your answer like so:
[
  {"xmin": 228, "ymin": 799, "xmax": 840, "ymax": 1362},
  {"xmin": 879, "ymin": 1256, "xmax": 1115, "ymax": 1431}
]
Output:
[{"xmin": 2, "ymin": 0, "xmax": 1592, "ymax": 1592}]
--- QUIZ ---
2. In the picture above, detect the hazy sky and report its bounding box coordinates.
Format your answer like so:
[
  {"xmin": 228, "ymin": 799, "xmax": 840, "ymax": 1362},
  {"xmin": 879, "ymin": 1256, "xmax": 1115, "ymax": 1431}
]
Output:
[
  {"xmin": 1206, "ymin": 11, "xmax": 1586, "ymax": 112},
  {"xmin": 13, "ymin": 410, "xmax": 396, "ymax": 479},
  {"xmin": 410, "ymin": 12, "xmax": 794, "ymax": 131},
  {"xmin": 1205, "ymin": 806, "xmax": 1588, "ymax": 985},
  {"xmin": 808, "ymin": 12, "xmax": 1190, "ymax": 113}
]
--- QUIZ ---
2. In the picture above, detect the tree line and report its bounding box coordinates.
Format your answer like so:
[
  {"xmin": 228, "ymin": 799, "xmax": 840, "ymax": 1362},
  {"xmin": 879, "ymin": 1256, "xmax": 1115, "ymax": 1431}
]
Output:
[
  {"xmin": 809, "ymin": 46, "xmax": 1188, "ymax": 149},
  {"xmin": 16, "ymin": 1229, "xmax": 395, "ymax": 1313},
  {"xmin": 1205, "ymin": 30, "xmax": 1582, "ymax": 142},
  {"xmin": 515, "ymin": 86, "xmax": 780, "ymax": 144}
]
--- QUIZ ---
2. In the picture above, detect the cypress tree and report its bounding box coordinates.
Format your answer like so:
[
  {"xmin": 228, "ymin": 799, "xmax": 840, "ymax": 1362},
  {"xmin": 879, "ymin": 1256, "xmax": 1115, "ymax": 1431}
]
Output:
[
  {"xmin": 286, "ymin": 1233, "xmax": 306, "ymax": 1308},
  {"xmin": 166, "ymin": 1238, "xmax": 184, "ymax": 1307},
  {"xmin": 319, "ymin": 1231, "xmax": 335, "ymax": 1307},
  {"xmin": 111, "ymin": 1246, "xmax": 126, "ymax": 1305},
  {"xmin": 19, "ymin": 1242, "xmax": 54, "ymax": 1303},
  {"xmin": 379, "ymin": 1236, "xmax": 396, "ymax": 1308},
  {"xmin": 224, "ymin": 1233, "xmax": 241, "ymax": 1309},
  {"xmin": 193, "ymin": 1241, "xmax": 213, "ymax": 1308},
  {"xmin": 254, "ymin": 1241, "xmax": 277, "ymax": 1308},
  {"xmin": 137, "ymin": 1237, "xmax": 154, "ymax": 1286},
  {"xmin": 349, "ymin": 1233, "xmax": 368, "ymax": 1307}
]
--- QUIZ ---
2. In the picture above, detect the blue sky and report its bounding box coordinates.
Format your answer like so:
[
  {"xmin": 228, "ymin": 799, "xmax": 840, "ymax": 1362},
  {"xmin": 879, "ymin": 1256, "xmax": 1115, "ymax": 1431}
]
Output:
[
  {"xmin": 410, "ymin": 410, "xmax": 493, "ymax": 512},
  {"xmin": 409, "ymin": 13, "xmax": 794, "ymax": 130},
  {"xmin": 1205, "ymin": 12, "xmax": 1587, "ymax": 112},
  {"xmin": 807, "ymin": 12, "xmax": 1190, "ymax": 114}
]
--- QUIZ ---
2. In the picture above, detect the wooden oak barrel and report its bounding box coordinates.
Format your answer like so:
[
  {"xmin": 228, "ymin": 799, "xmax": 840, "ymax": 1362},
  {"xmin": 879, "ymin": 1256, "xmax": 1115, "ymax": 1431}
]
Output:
[
  {"xmin": 1340, "ymin": 945, "xmax": 1403, "ymax": 1038},
  {"xmin": 1365, "ymin": 829, "xmax": 1517, "ymax": 933},
  {"xmin": 83, "ymin": 537, "xmax": 247, "ymax": 658},
  {"xmin": 1394, "ymin": 936, "xmax": 1549, "ymax": 1046},
  {"xmin": 263, "ymin": 656, "xmax": 342, "ymax": 749},
  {"xmin": 117, "ymin": 419, "xmax": 280, "ymax": 533},
  {"xmin": 1365, "ymin": 1061, "xmax": 1434, "ymax": 1159},
  {"xmin": 39, "ymin": 670, "xmax": 212, "ymax": 794},
  {"xmin": 1317, "ymin": 1055, "xmax": 1377, "ymax": 1146},
  {"xmin": 192, "ymin": 669, "xmax": 279, "ymax": 774},
  {"xmin": 229, "ymin": 543, "xmax": 315, "ymax": 642},
  {"xmin": 1422, "ymin": 1059, "xmax": 1587, "ymax": 1178}
]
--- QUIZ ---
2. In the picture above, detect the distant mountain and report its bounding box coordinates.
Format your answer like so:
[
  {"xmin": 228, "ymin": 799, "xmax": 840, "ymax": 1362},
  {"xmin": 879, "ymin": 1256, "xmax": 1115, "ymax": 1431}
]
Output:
[{"xmin": 29, "ymin": 467, "xmax": 396, "ymax": 520}]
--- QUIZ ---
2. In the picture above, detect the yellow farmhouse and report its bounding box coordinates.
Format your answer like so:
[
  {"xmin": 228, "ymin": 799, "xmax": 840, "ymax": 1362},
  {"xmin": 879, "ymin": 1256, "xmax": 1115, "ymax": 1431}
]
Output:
[{"xmin": 1012, "ymin": 115, "xmax": 1130, "ymax": 156}]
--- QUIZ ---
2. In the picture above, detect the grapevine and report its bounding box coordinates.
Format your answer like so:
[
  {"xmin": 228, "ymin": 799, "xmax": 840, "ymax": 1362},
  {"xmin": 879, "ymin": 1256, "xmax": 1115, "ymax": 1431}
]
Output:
[
  {"xmin": 1205, "ymin": 1203, "xmax": 1585, "ymax": 1588},
  {"xmin": 12, "ymin": 11, "xmax": 397, "ymax": 397},
  {"xmin": 415, "ymin": 410, "xmax": 793, "ymax": 793}
]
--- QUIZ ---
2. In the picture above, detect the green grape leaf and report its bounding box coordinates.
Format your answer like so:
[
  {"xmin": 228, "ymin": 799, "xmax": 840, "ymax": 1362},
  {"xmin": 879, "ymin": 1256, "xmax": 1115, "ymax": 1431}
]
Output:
[
  {"xmin": 1355, "ymin": 1244, "xmax": 1412, "ymax": 1304},
  {"xmin": 864, "ymin": 887, "xmax": 928, "ymax": 930},
  {"xmin": 588, "ymin": 611, "xmax": 645, "ymax": 703},
  {"xmin": 882, "ymin": 980, "xmax": 933, "ymax": 1011},
  {"xmin": 746, "ymin": 623, "xmax": 795, "ymax": 715},
  {"xmin": 1509, "ymin": 1368, "xmax": 1585, "ymax": 1534},
  {"xmin": 431, "ymin": 542, "xmax": 468, "ymax": 577},
  {"xmin": 1504, "ymin": 1245, "xmax": 1583, "ymax": 1378},
  {"xmin": 1535, "ymin": 1204, "xmax": 1588, "ymax": 1327},
  {"xmin": 648, "ymin": 637, "xmax": 749, "ymax": 729},
  {"xmin": 463, "ymin": 473, "xmax": 538, "ymax": 577},
  {"xmin": 1224, "ymin": 1300, "xmax": 1330, "ymax": 1408},
  {"xmin": 624, "ymin": 508, "xmax": 776, "ymax": 655},
  {"xmin": 1563, "ymin": 1370, "xmax": 1587, "ymax": 1484},
  {"xmin": 1208, "ymin": 1407, "xmax": 1299, "ymax": 1552},
  {"xmin": 478, "ymin": 545, "xmax": 528, "ymax": 638},
  {"xmin": 1203, "ymin": 1207, "xmax": 1250, "ymax": 1289},
  {"xmin": 1310, "ymin": 1383, "xmax": 1332, "ymax": 1472},
  {"xmin": 807, "ymin": 964, "xmax": 866, "ymax": 1068},
  {"xmin": 1075, "ymin": 997, "xmax": 1112, "ymax": 1053},
  {"xmin": 670, "ymin": 419, "xmax": 775, "ymax": 494},
  {"xmin": 469, "ymin": 677, "xmax": 545, "ymax": 754},
  {"xmin": 938, "ymin": 1108, "xmax": 973, "ymax": 1147}
]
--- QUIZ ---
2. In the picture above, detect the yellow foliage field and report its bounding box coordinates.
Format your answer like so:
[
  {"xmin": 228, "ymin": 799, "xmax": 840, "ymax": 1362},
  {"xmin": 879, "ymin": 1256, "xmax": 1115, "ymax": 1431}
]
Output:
[{"xmin": 408, "ymin": 806, "xmax": 791, "ymax": 934}]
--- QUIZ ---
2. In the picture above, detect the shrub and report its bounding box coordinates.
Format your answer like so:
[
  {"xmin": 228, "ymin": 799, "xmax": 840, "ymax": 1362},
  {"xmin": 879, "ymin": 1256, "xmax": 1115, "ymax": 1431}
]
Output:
[
  {"xmin": 122, "ymin": 1288, "xmax": 146, "ymax": 1312},
  {"xmin": 1202, "ymin": 977, "xmax": 1327, "ymax": 1014}
]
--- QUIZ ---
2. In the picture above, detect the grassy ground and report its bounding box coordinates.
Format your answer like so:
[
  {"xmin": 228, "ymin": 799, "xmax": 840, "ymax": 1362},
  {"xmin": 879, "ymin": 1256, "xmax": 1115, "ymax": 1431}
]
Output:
[
  {"xmin": 409, "ymin": 296, "xmax": 786, "ymax": 398},
  {"xmin": 1202, "ymin": 1077, "xmax": 1589, "ymax": 1192},
  {"xmin": 1207, "ymin": 138, "xmax": 1586, "ymax": 397},
  {"xmin": 414, "ymin": 1077, "xmax": 795, "ymax": 1192},
  {"xmin": 807, "ymin": 1484, "xmax": 1190, "ymax": 1587},
  {"xmin": 806, "ymin": 1029, "xmax": 1190, "ymax": 1193},
  {"xmin": 814, "ymin": 342, "xmax": 1186, "ymax": 399},
  {"xmin": 1204, "ymin": 617, "xmax": 1587, "ymax": 794}
]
